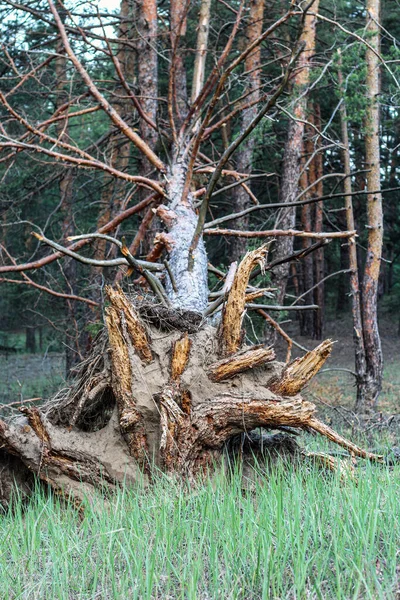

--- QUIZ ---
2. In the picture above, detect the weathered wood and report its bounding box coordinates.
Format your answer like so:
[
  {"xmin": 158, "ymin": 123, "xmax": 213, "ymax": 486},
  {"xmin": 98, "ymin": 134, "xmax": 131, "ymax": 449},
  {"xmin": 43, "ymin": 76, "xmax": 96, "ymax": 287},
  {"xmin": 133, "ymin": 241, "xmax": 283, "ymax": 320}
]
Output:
[
  {"xmin": 220, "ymin": 245, "xmax": 269, "ymax": 355},
  {"xmin": 170, "ymin": 333, "xmax": 192, "ymax": 382},
  {"xmin": 270, "ymin": 339, "xmax": 333, "ymax": 396},
  {"xmin": 106, "ymin": 285, "xmax": 152, "ymax": 363},
  {"xmin": 104, "ymin": 303, "xmax": 148, "ymax": 467},
  {"xmin": 207, "ymin": 345, "xmax": 275, "ymax": 382}
]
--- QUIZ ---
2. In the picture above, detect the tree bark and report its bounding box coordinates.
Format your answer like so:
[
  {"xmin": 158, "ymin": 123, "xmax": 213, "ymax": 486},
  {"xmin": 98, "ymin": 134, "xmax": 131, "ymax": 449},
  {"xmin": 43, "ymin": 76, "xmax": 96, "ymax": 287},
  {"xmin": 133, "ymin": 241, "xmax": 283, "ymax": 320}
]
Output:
[
  {"xmin": 230, "ymin": 0, "xmax": 265, "ymax": 262},
  {"xmin": 337, "ymin": 51, "xmax": 368, "ymax": 411},
  {"xmin": 361, "ymin": 0, "xmax": 383, "ymax": 410},
  {"xmin": 312, "ymin": 102, "xmax": 324, "ymax": 339},
  {"xmin": 271, "ymin": 1, "xmax": 320, "ymax": 306}
]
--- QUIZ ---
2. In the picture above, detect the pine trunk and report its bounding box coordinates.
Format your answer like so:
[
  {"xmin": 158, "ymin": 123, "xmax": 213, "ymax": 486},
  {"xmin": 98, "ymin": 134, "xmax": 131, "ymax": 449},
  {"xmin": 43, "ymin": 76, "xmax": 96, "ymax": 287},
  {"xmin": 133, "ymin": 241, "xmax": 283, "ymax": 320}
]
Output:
[
  {"xmin": 360, "ymin": 0, "xmax": 383, "ymax": 410},
  {"xmin": 272, "ymin": 1, "xmax": 319, "ymax": 306}
]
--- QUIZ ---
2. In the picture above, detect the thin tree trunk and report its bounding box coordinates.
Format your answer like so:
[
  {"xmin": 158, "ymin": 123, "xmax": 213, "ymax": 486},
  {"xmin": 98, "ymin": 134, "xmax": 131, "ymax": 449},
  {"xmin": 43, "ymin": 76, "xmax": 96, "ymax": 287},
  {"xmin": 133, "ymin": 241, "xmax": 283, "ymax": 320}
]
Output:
[
  {"xmin": 230, "ymin": 0, "xmax": 264, "ymax": 262},
  {"xmin": 170, "ymin": 0, "xmax": 188, "ymax": 126},
  {"xmin": 271, "ymin": 1, "xmax": 319, "ymax": 305},
  {"xmin": 312, "ymin": 102, "xmax": 324, "ymax": 339},
  {"xmin": 94, "ymin": 0, "xmax": 135, "ymax": 267},
  {"xmin": 338, "ymin": 52, "xmax": 367, "ymax": 408},
  {"xmin": 136, "ymin": 0, "xmax": 158, "ymax": 174},
  {"xmin": 360, "ymin": 0, "xmax": 383, "ymax": 410},
  {"xmin": 55, "ymin": 1, "xmax": 80, "ymax": 373},
  {"xmin": 299, "ymin": 129, "xmax": 314, "ymax": 337},
  {"xmin": 191, "ymin": 0, "xmax": 212, "ymax": 105}
]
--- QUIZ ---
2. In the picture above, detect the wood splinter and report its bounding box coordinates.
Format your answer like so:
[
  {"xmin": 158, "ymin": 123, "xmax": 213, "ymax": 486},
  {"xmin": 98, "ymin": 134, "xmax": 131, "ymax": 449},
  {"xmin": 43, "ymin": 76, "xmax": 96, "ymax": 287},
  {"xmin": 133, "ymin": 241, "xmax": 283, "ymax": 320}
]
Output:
[
  {"xmin": 271, "ymin": 339, "xmax": 333, "ymax": 396},
  {"xmin": 106, "ymin": 284, "xmax": 152, "ymax": 363},
  {"xmin": 220, "ymin": 244, "xmax": 270, "ymax": 355},
  {"xmin": 207, "ymin": 345, "xmax": 275, "ymax": 382}
]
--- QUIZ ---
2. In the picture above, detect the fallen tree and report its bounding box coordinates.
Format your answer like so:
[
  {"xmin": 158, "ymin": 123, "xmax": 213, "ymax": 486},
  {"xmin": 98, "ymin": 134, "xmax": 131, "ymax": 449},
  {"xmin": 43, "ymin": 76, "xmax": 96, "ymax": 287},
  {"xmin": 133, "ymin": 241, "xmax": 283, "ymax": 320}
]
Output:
[
  {"xmin": 0, "ymin": 2, "xmax": 385, "ymax": 510},
  {"xmin": 0, "ymin": 246, "xmax": 383, "ymax": 509}
]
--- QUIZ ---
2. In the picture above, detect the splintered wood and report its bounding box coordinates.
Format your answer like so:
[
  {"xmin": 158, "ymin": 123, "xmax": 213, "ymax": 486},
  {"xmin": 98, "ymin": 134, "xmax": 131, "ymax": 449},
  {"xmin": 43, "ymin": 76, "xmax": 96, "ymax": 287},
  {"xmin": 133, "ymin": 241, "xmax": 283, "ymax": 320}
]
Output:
[
  {"xmin": 207, "ymin": 345, "xmax": 275, "ymax": 382},
  {"xmin": 220, "ymin": 245, "xmax": 269, "ymax": 355},
  {"xmin": 104, "ymin": 293, "xmax": 148, "ymax": 465},
  {"xmin": 271, "ymin": 339, "xmax": 333, "ymax": 396},
  {"xmin": 106, "ymin": 285, "xmax": 152, "ymax": 363},
  {"xmin": 170, "ymin": 333, "xmax": 192, "ymax": 382}
]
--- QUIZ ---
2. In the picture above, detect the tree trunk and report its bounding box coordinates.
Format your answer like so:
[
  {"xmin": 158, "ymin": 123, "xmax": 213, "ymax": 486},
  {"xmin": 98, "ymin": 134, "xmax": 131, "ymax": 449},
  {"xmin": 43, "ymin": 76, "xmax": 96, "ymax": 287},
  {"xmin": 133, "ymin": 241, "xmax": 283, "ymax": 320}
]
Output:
[
  {"xmin": 298, "ymin": 130, "xmax": 314, "ymax": 337},
  {"xmin": 361, "ymin": 0, "xmax": 383, "ymax": 410},
  {"xmin": 312, "ymin": 102, "xmax": 324, "ymax": 339},
  {"xmin": 230, "ymin": 0, "xmax": 264, "ymax": 262},
  {"xmin": 338, "ymin": 50, "xmax": 367, "ymax": 408},
  {"xmin": 271, "ymin": 1, "xmax": 319, "ymax": 306},
  {"xmin": 170, "ymin": 0, "xmax": 188, "ymax": 126},
  {"xmin": 94, "ymin": 0, "xmax": 136, "ymax": 274},
  {"xmin": 25, "ymin": 327, "xmax": 36, "ymax": 353},
  {"xmin": 54, "ymin": 3, "xmax": 81, "ymax": 373}
]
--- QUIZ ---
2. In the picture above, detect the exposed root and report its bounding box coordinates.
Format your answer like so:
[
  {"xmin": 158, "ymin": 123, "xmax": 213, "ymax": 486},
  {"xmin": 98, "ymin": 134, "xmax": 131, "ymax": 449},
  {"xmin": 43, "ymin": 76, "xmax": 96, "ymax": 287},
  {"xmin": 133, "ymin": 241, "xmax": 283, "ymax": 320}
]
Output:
[
  {"xmin": 170, "ymin": 333, "xmax": 192, "ymax": 382},
  {"xmin": 307, "ymin": 418, "xmax": 384, "ymax": 462},
  {"xmin": 45, "ymin": 329, "xmax": 111, "ymax": 429},
  {"xmin": 0, "ymin": 286, "xmax": 385, "ymax": 506},
  {"xmin": 106, "ymin": 285, "xmax": 152, "ymax": 363},
  {"xmin": 207, "ymin": 345, "xmax": 275, "ymax": 382},
  {"xmin": 105, "ymin": 301, "xmax": 148, "ymax": 467},
  {"xmin": 137, "ymin": 302, "xmax": 203, "ymax": 332},
  {"xmin": 270, "ymin": 339, "xmax": 333, "ymax": 395},
  {"xmin": 220, "ymin": 245, "xmax": 270, "ymax": 355}
]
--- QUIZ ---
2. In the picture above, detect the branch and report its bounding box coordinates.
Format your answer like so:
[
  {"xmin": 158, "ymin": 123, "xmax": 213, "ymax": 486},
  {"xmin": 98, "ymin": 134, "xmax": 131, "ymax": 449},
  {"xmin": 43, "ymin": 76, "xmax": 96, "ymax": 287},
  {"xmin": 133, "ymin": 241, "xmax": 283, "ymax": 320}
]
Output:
[
  {"xmin": 0, "ymin": 139, "xmax": 165, "ymax": 196},
  {"xmin": 247, "ymin": 303, "xmax": 319, "ymax": 311},
  {"xmin": 188, "ymin": 46, "xmax": 300, "ymax": 267},
  {"xmin": 204, "ymin": 229, "xmax": 356, "ymax": 239},
  {"xmin": 33, "ymin": 233, "xmax": 164, "ymax": 272},
  {"xmin": 47, "ymin": 0, "xmax": 166, "ymax": 173},
  {"xmin": 0, "ymin": 193, "xmax": 157, "ymax": 274}
]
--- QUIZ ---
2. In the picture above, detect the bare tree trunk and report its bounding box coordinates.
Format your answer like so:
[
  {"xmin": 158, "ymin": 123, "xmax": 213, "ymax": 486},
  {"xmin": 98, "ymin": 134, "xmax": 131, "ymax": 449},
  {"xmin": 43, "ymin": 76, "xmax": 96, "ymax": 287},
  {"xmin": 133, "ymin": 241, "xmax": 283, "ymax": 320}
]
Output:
[
  {"xmin": 360, "ymin": 0, "xmax": 383, "ymax": 410},
  {"xmin": 271, "ymin": 1, "xmax": 319, "ymax": 305},
  {"xmin": 312, "ymin": 103, "xmax": 324, "ymax": 339},
  {"xmin": 136, "ymin": 0, "xmax": 158, "ymax": 180},
  {"xmin": 94, "ymin": 0, "xmax": 135, "ymax": 267},
  {"xmin": 55, "ymin": 2, "xmax": 80, "ymax": 372},
  {"xmin": 299, "ymin": 129, "xmax": 314, "ymax": 337},
  {"xmin": 338, "ymin": 53, "xmax": 367, "ymax": 409},
  {"xmin": 229, "ymin": 0, "xmax": 265, "ymax": 262},
  {"xmin": 156, "ymin": 156, "xmax": 209, "ymax": 312},
  {"xmin": 191, "ymin": 0, "xmax": 212, "ymax": 105},
  {"xmin": 170, "ymin": 0, "xmax": 188, "ymax": 125}
]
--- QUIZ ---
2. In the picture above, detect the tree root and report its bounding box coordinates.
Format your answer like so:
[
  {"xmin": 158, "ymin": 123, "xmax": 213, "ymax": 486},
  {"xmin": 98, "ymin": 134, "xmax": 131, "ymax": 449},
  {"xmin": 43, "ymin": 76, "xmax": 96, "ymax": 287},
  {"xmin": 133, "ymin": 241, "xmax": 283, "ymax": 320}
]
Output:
[{"xmin": 0, "ymin": 284, "xmax": 384, "ymax": 508}]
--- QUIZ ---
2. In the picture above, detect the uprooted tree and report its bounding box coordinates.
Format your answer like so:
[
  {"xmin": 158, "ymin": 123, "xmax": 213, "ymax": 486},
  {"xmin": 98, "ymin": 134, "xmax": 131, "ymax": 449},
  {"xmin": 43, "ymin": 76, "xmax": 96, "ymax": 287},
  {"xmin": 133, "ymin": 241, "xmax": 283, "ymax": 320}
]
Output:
[
  {"xmin": 0, "ymin": 1, "xmax": 385, "ymax": 506},
  {"xmin": 0, "ymin": 249, "xmax": 383, "ymax": 507}
]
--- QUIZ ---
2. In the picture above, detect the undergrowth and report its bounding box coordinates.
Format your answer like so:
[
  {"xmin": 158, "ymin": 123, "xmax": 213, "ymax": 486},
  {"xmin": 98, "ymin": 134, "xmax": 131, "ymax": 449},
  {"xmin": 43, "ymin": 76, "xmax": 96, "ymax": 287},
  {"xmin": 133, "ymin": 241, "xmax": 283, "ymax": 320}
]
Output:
[{"xmin": 1, "ymin": 458, "xmax": 399, "ymax": 599}]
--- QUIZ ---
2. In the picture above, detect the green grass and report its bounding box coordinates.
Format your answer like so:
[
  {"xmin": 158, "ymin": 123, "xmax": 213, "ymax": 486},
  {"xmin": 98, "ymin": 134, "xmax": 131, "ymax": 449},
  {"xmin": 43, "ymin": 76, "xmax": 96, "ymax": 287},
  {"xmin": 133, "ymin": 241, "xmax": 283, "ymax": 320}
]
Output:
[{"xmin": 1, "ymin": 460, "xmax": 399, "ymax": 599}]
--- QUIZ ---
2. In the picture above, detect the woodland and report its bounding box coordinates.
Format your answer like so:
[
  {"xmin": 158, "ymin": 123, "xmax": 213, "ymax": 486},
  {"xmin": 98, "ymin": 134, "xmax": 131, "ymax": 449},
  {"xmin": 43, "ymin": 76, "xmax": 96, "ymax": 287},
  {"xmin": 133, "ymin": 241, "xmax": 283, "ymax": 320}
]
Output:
[{"xmin": 0, "ymin": 0, "xmax": 399, "ymax": 519}]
